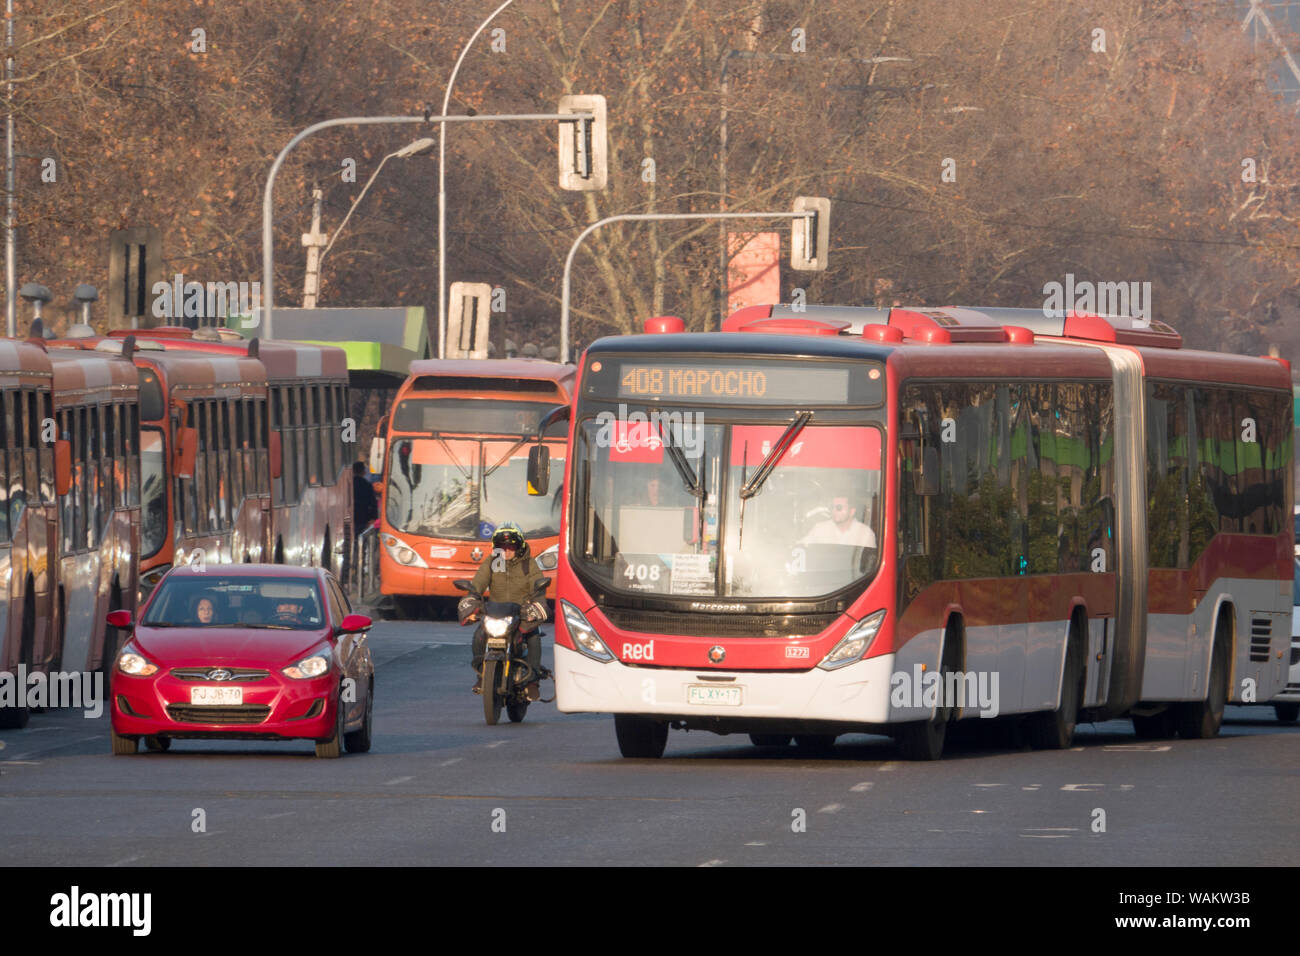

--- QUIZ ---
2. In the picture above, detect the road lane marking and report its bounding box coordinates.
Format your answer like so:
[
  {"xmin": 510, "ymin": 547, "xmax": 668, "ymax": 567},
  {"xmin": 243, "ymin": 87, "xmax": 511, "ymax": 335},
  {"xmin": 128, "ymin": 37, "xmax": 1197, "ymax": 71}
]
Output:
[
  {"xmin": 438, "ymin": 758, "xmax": 462, "ymax": 766},
  {"xmin": 974, "ymin": 783, "xmax": 1006, "ymax": 788},
  {"xmin": 385, "ymin": 776, "xmax": 414, "ymax": 785},
  {"xmin": 264, "ymin": 811, "xmax": 296, "ymax": 819},
  {"xmin": 818, "ymin": 803, "xmax": 843, "ymax": 814},
  {"xmin": 1022, "ymin": 784, "xmax": 1041, "ymax": 791},
  {"xmin": 698, "ymin": 859, "xmax": 726, "ymax": 867},
  {"xmin": 486, "ymin": 741, "xmax": 508, "ymax": 749},
  {"xmin": 1103, "ymin": 744, "xmax": 1171, "ymax": 752},
  {"xmin": 108, "ymin": 855, "xmax": 143, "ymax": 866},
  {"xmin": 877, "ymin": 761, "xmax": 898, "ymax": 772},
  {"xmin": 1061, "ymin": 783, "xmax": 1104, "ymax": 791},
  {"xmin": 744, "ymin": 842, "xmax": 766, "ymax": 847},
  {"xmin": 850, "ymin": 782, "xmax": 874, "ymax": 792}
]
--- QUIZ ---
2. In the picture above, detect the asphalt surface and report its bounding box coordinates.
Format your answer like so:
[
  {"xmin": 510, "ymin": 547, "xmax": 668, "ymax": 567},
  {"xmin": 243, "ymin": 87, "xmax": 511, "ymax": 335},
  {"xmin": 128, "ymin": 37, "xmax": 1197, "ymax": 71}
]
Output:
[{"xmin": 2, "ymin": 619, "xmax": 1297, "ymax": 866}]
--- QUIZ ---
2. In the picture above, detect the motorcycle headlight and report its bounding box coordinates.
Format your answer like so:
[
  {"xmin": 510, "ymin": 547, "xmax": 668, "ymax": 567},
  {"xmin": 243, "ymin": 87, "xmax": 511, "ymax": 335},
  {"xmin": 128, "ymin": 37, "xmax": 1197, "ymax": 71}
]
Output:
[
  {"xmin": 817, "ymin": 610, "xmax": 886, "ymax": 671},
  {"xmin": 117, "ymin": 650, "xmax": 158, "ymax": 677},
  {"xmin": 535, "ymin": 545, "xmax": 559, "ymax": 572},
  {"xmin": 484, "ymin": 616, "xmax": 513, "ymax": 638},
  {"xmin": 561, "ymin": 600, "xmax": 613, "ymax": 663},
  {"xmin": 282, "ymin": 654, "xmax": 330, "ymax": 680},
  {"xmin": 382, "ymin": 534, "xmax": 428, "ymax": 568}
]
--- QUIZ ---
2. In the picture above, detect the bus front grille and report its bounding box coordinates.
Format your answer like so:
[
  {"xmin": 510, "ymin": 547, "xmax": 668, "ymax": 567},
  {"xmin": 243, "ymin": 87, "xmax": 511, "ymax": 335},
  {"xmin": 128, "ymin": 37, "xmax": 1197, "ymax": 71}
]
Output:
[{"xmin": 601, "ymin": 607, "xmax": 837, "ymax": 638}]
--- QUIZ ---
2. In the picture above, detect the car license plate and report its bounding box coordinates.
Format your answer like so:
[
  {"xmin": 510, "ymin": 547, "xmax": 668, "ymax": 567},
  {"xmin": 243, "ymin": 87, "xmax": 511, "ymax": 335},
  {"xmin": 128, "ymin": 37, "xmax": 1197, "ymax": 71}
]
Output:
[
  {"xmin": 687, "ymin": 684, "xmax": 742, "ymax": 706},
  {"xmin": 191, "ymin": 686, "xmax": 242, "ymax": 706}
]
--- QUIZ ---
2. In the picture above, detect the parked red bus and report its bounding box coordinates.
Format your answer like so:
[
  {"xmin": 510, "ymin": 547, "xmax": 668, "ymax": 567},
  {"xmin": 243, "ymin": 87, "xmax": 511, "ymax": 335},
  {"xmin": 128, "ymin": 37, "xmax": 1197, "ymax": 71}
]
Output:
[
  {"xmin": 534, "ymin": 306, "xmax": 1294, "ymax": 759},
  {"xmin": 374, "ymin": 359, "xmax": 575, "ymax": 614},
  {"xmin": 47, "ymin": 347, "xmax": 142, "ymax": 675},
  {"xmin": 0, "ymin": 339, "xmax": 57, "ymax": 727},
  {"xmin": 54, "ymin": 328, "xmax": 353, "ymax": 596}
]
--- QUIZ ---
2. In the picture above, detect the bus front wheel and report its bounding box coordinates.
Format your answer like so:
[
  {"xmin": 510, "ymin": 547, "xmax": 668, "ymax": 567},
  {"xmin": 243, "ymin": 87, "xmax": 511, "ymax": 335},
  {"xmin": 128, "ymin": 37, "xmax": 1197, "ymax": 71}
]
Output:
[
  {"xmin": 1027, "ymin": 628, "xmax": 1084, "ymax": 750},
  {"xmin": 614, "ymin": 716, "xmax": 667, "ymax": 758}
]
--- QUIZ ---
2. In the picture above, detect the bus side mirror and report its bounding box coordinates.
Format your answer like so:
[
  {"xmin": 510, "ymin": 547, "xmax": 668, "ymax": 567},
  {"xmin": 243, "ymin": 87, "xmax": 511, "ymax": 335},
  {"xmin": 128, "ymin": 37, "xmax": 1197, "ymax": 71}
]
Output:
[
  {"xmin": 174, "ymin": 427, "xmax": 198, "ymax": 479},
  {"xmin": 527, "ymin": 445, "xmax": 550, "ymax": 497},
  {"xmin": 269, "ymin": 430, "xmax": 282, "ymax": 479},
  {"xmin": 369, "ymin": 436, "xmax": 386, "ymax": 476},
  {"xmin": 54, "ymin": 439, "xmax": 72, "ymax": 496}
]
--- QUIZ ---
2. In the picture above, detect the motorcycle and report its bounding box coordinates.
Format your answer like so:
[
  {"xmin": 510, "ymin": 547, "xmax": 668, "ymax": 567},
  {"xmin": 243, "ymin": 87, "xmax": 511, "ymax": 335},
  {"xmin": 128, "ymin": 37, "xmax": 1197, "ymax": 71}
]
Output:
[{"xmin": 454, "ymin": 577, "xmax": 551, "ymax": 725}]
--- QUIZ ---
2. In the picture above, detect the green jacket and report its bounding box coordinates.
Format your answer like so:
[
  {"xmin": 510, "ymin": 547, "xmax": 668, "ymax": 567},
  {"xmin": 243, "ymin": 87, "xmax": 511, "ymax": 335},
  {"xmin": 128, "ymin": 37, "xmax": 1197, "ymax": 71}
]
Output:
[{"xmin": 470, "ymin": 549, "xmax": 546, "ymax": 606}]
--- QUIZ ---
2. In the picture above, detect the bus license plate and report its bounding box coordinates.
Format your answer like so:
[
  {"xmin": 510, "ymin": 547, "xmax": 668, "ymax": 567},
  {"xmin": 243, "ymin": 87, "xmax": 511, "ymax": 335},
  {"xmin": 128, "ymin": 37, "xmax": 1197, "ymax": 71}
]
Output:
[
  {"xmin": 191, "ymin": 686, "xmax": 242, "ymax": 706},
  {"xmin": 687, "ymin": 684, "xmax": 742, "ymax": 707}
]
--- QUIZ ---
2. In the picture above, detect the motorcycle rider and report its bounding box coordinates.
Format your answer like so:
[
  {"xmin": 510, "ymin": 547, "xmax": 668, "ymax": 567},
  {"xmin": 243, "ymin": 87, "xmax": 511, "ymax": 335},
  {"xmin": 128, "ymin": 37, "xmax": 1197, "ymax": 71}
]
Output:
[{"xmin": 464, "ymin": 524, "xmax": 549, "ymax": 701}]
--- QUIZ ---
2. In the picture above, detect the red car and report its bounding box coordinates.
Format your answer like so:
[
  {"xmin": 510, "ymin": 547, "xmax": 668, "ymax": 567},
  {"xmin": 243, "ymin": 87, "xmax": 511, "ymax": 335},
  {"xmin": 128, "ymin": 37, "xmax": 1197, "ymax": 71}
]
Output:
[{"xmin": 108, "ymin": 564, "xmax": 375, "ymax": 758}]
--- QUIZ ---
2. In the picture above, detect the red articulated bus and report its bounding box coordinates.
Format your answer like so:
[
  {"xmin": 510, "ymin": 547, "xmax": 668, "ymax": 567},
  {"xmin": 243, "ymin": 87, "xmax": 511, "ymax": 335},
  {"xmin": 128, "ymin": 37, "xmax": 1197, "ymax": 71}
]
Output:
[
  {"xmin": 536, "ymin": 305, "xmax": 1294, "ymax": 759},
  {"xmin": 54, "ymin": 327, "xmax": 353, "ymax": 595},
  {"xmin": 0, "ymin": 339, "xmax": 58, "ymax": 727},
  {"xmin": 46, "ymin": 347, "xmax": 143, "ymax": 674},
  {"xmin": 374, "ymin": 359, "xmax": 574, "ymax": 613}
]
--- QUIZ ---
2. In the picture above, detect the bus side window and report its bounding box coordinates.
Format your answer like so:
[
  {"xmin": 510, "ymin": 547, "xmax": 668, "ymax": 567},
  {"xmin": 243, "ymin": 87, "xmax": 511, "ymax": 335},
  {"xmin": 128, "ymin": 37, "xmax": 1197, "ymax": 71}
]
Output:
[{"xmin": 0, "ymin": 390, "xmax": 10, "ymax": 543}]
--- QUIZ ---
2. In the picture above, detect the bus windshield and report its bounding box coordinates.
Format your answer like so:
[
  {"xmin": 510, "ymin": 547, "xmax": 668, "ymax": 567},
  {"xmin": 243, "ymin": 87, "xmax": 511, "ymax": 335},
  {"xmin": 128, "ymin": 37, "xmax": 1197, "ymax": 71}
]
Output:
[
  {"xmin": 573, "ymin": 412, "xmax": 883, "ymax": 599},
  {"xmin": 385, "ymin": 437, "xmax": 564, "ymax": 541}
]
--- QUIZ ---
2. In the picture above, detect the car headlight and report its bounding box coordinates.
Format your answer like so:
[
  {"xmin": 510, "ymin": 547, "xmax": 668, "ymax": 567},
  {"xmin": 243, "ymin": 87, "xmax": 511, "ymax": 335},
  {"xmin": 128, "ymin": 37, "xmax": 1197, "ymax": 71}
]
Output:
[
  {"xmin": 535, "ymin": 544, "xmax": 559, "ymax": 571},
  {"xmin": 117, "ymin": 650, "xmax": 158, "ymax": 677},
  {"xmin": 484, "ymin": 616, "xmax": 513, "ymax": 638},
  {"xmin": 282, "ymin": 654, "xmax": 330, "ymax": 680},
  {"xmin": 817, "ymin": 610, "xmax": 886, "ymax": 671},
  {"xmin": 382, "ymin": 534, "xmax": 428, "ymax": 568},
  {"xmin": 561, "ymin": 600, "xmax": 613, "ymax": 663}
]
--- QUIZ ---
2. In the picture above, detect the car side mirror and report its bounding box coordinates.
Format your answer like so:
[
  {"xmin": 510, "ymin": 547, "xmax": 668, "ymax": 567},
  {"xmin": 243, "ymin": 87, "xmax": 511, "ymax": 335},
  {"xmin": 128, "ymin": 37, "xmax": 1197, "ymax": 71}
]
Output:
[
  {"xmin": 337, "ymin": 613, "xmax": 372, "ymax": 635},
  {"xmin": 106, "ymin": 609, "xmax": 133, "ymax": 629}
]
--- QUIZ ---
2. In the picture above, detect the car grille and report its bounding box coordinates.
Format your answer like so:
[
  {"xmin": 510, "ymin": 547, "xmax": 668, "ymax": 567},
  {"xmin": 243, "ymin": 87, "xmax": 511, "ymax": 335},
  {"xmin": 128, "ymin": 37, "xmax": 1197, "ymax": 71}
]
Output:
[
  {"xmin": 170, "ymin": 667, "xmax": 270, "ymax": 682},
  {"xmin": 600, "ymin": 606, "xmax": 836, "ymax": 638},
  {"xmin": 166, "ymin": 704, "xmax": 271, "ymax": 725}
]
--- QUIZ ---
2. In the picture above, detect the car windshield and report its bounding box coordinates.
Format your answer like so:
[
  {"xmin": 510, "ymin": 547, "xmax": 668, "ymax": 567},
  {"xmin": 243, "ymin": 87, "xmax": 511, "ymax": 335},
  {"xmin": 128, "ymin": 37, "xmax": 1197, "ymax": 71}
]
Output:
[
  {"xmin": 385, "ymin": 437, "xmax": 564, "ymax": 541},
  {"xmin": 572, "ymin": 412, "xmax": 883, "ymax": 599},
  {"xmin": 142, "ymin": 576, "xmax": 325, "ymax": 630}
]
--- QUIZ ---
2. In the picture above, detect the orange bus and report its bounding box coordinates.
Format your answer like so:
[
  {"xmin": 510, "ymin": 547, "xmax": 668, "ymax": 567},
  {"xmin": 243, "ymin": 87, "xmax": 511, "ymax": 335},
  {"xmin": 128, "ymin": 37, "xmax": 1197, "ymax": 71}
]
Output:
[{"xmin": 374, "ymin": 359, "xmax": 575, "ymax": 614}]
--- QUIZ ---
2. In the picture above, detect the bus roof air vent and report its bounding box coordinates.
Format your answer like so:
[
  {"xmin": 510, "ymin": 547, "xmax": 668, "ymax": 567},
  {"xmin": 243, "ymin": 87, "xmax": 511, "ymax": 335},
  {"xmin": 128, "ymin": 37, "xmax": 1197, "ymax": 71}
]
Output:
[
  {"xmin": 1061, "ymin": 311, "xmax": 1182, "ymax": 348},
  {"xmin": 860, "ymin": 323, "xmax": 905, "ymax": 343},
  {"xmin": 1003, "ymin": 326, "xmax": 1035, "ymax": 345},
  {"xmin": 738, "ymin": 317, "xmax": 849, "ymax": 336},
  {"xmin": 643, "ymin": 316, "xmax": 686, "ymax": 334},
  {"xmin": 887, "ymin": 308, "xmax": 1006, "ymax": 343}
]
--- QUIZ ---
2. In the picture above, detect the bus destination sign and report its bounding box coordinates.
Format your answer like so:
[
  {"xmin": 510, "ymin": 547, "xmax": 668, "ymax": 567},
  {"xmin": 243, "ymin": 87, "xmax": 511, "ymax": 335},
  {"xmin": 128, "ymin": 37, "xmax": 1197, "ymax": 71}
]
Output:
[{"xmin": 616, "ymin": 363, "xmax": 851, "ymax": 405}]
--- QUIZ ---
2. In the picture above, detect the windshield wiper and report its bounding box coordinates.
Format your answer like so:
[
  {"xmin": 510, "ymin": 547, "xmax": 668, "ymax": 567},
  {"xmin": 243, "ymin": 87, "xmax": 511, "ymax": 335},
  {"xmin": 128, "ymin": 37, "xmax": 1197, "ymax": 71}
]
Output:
[
  {"xmin": 739, "ymin": 412, "xmax": 812, "ymax": 500},
  {"xmin": 658, "ymin": 421, "xmax": 704, "ymax": 500},
  {"xmin": 432, "ymin": 433, "xmax": 475, "ymax": 483},
  {"xmin": 484, "ymin": 437, "xmax": 529, "ymax": 480},
  {"xmin": 736, "ymin": 411, "xmax": 812, "ymax": 549}
]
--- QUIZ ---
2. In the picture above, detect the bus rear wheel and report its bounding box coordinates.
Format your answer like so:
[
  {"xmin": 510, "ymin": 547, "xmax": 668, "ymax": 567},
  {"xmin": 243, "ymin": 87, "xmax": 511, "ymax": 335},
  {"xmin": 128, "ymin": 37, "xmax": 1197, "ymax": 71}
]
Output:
[
  {"xmin": 1178, "ymin": 637, "xmax": 1227, "ymax": 739},
  {"xmin": 614, "ymin": 716, "xmax": 668, "ymax": 758},
  {"xmin": 1027, "ymin": 628, "xmax": 1084, "ymax": 750},
  {"xmin": 0, "ymin": 595, "xmax": 35, "ymax": 729},
  {"xmin": 1275, "ymin": 702, "xmax": 1299, "ymax": 724},
  {"xmin": 1131, "ymin": 709, "xmax": 1178, "ymax": 739}
]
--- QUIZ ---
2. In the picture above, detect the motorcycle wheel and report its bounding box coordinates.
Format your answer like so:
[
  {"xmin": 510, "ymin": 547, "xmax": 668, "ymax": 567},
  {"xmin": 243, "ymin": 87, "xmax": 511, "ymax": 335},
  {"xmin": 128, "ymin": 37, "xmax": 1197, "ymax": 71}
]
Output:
[
  {"xmin": 482, "ymin": 660, "xmax": 502, "ymax": 725},
  {"xmin": 507, "ymin": 697, "xmax": 529, "ymax": 723}
]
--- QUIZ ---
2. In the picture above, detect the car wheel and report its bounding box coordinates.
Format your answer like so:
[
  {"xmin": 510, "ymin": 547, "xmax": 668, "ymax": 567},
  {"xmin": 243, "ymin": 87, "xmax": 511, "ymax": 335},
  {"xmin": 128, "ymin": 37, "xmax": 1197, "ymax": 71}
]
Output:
[
  {"xmin": 144, "ymin": 736, "xmax": 171, "ymax": 752},
  {"xmin": 315, "ymin": 694, "xmax": 345, "ymax": 758},
  {"xmin": 111, "ymin": 731, "xmax": 138, "ymax": 755},
  {"xmin": 344, "ymin": 681, "xmax": 373, "ymax": 754}
]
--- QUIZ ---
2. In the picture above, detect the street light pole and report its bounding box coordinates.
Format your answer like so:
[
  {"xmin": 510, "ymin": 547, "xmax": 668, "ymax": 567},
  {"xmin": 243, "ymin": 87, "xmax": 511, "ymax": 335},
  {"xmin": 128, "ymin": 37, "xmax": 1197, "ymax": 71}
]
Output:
[
  {"xmin": 261, "ymin": 111, "xmax": 588, "ymax": 339},
  {"xmin": 561, "ymin": 209, "xmax": 814, "ymax": 363},
  {"xmin": 316, "ymin": 137, "xmax": 436, "ymax": 285},
  {"xmin": 440, "ymin": 0, "xmax": 516, "ymax": 361}
]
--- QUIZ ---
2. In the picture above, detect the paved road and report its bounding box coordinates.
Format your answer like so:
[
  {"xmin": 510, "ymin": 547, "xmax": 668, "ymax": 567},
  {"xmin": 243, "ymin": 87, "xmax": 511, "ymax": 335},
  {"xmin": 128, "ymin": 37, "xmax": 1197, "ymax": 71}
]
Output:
[{"xmin": 2, "ymin": 619, "xmax": 1297, "ymax": 866}]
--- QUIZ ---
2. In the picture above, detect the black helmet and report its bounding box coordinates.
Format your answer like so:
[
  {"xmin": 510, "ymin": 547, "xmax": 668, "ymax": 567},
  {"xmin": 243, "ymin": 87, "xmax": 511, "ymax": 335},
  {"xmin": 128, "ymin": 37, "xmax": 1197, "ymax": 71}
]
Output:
[{"xmin": 491, "ymin": 524, "xmax": 526, "ymax": 554}]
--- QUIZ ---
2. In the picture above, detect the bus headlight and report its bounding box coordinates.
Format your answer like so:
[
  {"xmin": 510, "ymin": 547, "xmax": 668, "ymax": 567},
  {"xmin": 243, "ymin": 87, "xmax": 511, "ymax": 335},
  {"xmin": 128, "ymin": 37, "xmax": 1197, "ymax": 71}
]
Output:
[
  {"xmin": 535, "ymin": 544, "xmax": 559, "ymax": 572},
  {"xmin": 817, "ymin": 610, "xmax": 886, "ymax": 671},
  {"xmin": 561, "ymin": 600, "xmax": 613, "ymax": 663},
  {"xmin": 382, "ymin": 534, "xmax": 428, "ymax": 568}
]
